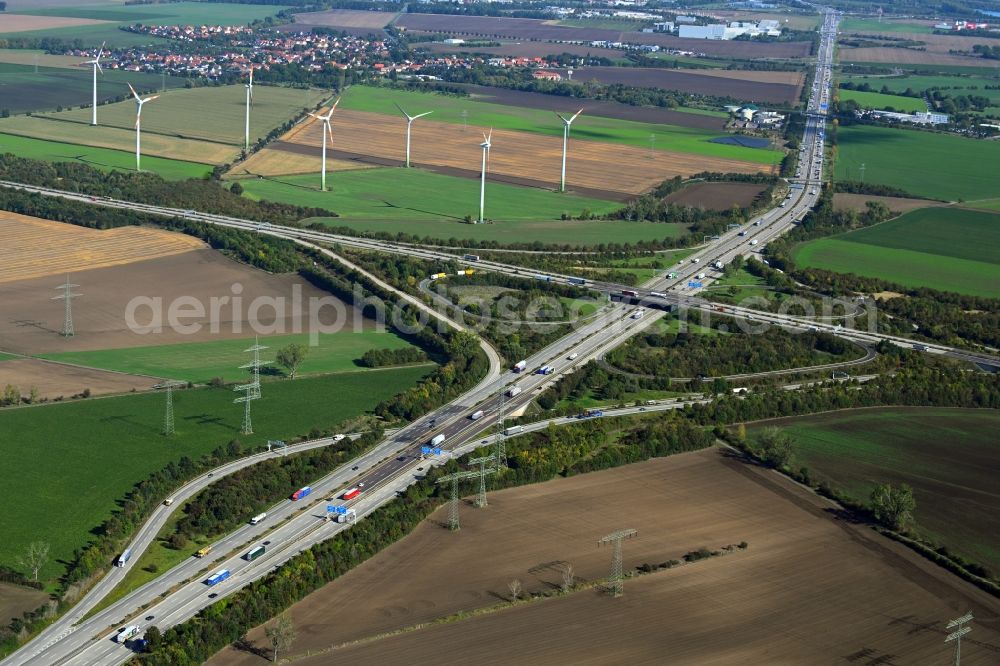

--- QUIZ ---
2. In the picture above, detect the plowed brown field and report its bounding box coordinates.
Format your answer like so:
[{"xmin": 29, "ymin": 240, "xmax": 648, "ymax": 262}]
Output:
[
  {"xmin": 839, "ymin": 46, "xmax": 1000, "ymax": 68},
  {"xmin": 0, "ymin": 357, "xmax": 160, "ymax": 399},
  {"xmin": 275, "ymin": 110, "xmax": 773, "ymax": 196},
  {"xmin": 208, "ymin": 448, "xmax": 1000, "ymax": 666},
  {"xmin": 0, "ymin": 212, "xmax": 205, "ymax": 284},
  {"xmin": 666, "ymin": 181, "xmax": 767, "ymax": 210},
  {"xmin": 0, "ymin": 15, "xmax": 111, "ymax": 33}
]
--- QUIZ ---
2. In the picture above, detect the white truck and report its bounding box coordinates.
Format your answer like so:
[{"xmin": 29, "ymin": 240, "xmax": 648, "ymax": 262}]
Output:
[
  {"xmin": 567, "ymin": 352, "xmax": 579, "ymax": 360},
  {"xmin": 250, "ymin": 512, "xmax": 266, "ymax": 525},
  {"xmin": 750, "ymin": 239, "xmax": 758, "ymax": 246},
  {"xmin": 712, "ymin": 261, "xmax": 724, "ymax": 270},
  {"xmin": 506, "ymin": 386, "xmax": 522, "ymax": 398},
  {"xmin": 116, "ymin": 626, "xmax": 140, "ymax": 643},
  {"xmin": 512, "ymin": 360, "xmax": 527, "ymax": 373},
  {"xmin": 430, "ymin": 433, "xmax": 446, "ymax": 447},
  {"xmin": 631, "ymin": 309, "xmax": 645, "ymax": 319},
  {"xmin": 469, "ymin": 410, "xmax": 485, "ymax": 420}
]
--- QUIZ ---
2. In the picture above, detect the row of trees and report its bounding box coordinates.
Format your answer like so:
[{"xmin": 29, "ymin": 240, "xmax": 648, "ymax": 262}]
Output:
[{"xmin": 359, "ymin": 347, "xmax": 428, "ymax": 368}]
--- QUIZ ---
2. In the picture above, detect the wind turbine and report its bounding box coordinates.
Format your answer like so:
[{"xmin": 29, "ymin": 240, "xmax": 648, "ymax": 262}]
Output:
[
  {"xmin": 394, "ymin": 103, "xmax": 432, "ymax": 168},
  {"xmin": 244, "ymin": 68, "xmax": 253, "ymax": 152},
  {"xmin": 555, "ymin": 108, "xmax": 583, "ymax": 193},
  {"xmin": 306, "ymin": 97, "xmax": 340, "ymax": 191},
  {"xmin": 82, "ymin": 41, "xmax": 105, "ymax": 126},
  {"xmin": 478, "ymin": 128, "xmax": 492, "ymax": 223},
  {"xmin": 127, "ymin": 82, "xmax": 159, "ymax": 172}
]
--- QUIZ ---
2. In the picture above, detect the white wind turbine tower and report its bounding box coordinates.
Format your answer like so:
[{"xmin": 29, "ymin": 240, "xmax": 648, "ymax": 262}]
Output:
[
  {"xmin": 128, "ymin": 82, "xmax": 159, "ymax": 172},
  {"xmin": 478, "ymin": 128, "xmax": 492, "ymax": 223},
  {"xmin": 394, "ymin": 103, "xmax": 432, "ymax": 168},
  {"xmin": 244, "ymin": 68, "xmax": 253, "ymax": 152},
  {"xmin": 306, "ymin": 97, "xmax": 340, "ymax": 191},
  {"xmin": 82, "ymin": 41, "xmax": 105, "ymax": 126},
  {"xmin": 556, "ymin": 108, "xmax": 583, "ymax": 192}
]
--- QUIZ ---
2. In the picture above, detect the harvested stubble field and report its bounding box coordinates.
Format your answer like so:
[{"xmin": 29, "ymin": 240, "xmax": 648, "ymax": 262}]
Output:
[
  {"xmin": 33, "ymin": 84, "xmax": 328, "ymax": 149},
  {"xmin": 0, "ymin": 212, "xmax": 205, "ymax": 284},
  {"xmin": 277, "ymin": 109, "xmax": 773, "ymax": 197},
  {"xmin": 665, "ymin": 181, "xmax": 768, "ymax": 210},
  {"xmin": 420, "ymin": 41, "xmax": 626, "ymax": 61},
  {"xmin": 557, "ymin": 65, "xmax": 804, "ymax": 104},
  {"xmin": 209, "ymin": 448, "xmax": 1000, "ymax": 666},
  {"xmin": 0, "ymin": 49, "xmax": 85, "ymax": 68},
  {"xmin": 839, "ymin": 46, "xmax": 1000, "ymax": 68},
  {"xmin": 0, "ymin": 357, "xmax": 158, "ymax": 399},
  {"xmin": 831, "ymin": 193, "xmax": 943, "ymax": 214},
  {"xmin": 853, "ymin": 30, "xmax": 1000, "ymax": 55},
  {"xmin": 0, "ymin": 117, "xmax": 232, "ymax": 165},
  {"xmin": 0, "ymin": 14, "xmax": 111, "ymax": 33},
  {"xmin": 0, "ymin": 246, "xmax": 366, "ymax": 356},
  {"xmin": 394, "ymin": 13, "xmax": 813, "ymax": 58},
  {"xmin": 231, "ymin": 148, "xmax": 374, "ymax": 178},
  {"xmin": 284, "ymin": 8, "xmax": 397, "ymax": 32}
]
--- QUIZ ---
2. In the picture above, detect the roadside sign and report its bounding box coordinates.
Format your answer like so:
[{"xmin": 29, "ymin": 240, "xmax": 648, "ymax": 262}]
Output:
[
  {"xmin": 687, "ymin": 281, "xmax": 703, "ymax": 289},
  {"xmin": 421, "ymin": 446, "xmax": 443, "ymax": 456},
  {"xmin": 327, "ymin": 505, "xmax": 348, "ymax": 515}
]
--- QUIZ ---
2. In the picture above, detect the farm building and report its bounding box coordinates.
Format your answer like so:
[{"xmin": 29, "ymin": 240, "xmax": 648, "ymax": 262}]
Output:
[
  {"xmin": 679, "ymin": 20, "xmax": 781, "ymax": 39},
  {"xmin": 532, "ymin": 70, "xmax": 563, "ymax": 81}
]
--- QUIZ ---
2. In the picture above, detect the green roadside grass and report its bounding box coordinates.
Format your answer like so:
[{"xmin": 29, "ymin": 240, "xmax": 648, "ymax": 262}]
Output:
[
  {"xmin": 748, "ymin": 407, "xmax": 1000, "ymax": 572},
  {"xmin": 0, "ymin": 366, "xmax": 431, "ymax": 583},
  {"xmin": 338, "ymin": 86, "xmax": 782, "ymax": 165},
  {"xmin": 0, "ymin": 132, "xmax": 211, "ymax": 180},
  {"xmin": 38, "ymin": 331, "xmax": 420, "ymax": 384}
]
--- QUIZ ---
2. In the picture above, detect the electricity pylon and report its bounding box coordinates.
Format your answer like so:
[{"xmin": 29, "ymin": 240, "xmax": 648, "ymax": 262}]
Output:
[
  {"xmin": 240, "ymin": 336, "xmax": 270, "ymax": 399},
  {"xmin": 945, "ymin": 613, "xmax": 973, "ymax": 666},
  {"xmin": 467, "ymin": 454, "xmax": 497, "ymax": 508},
  {"xmin": 152, "ymin": 379, "xmax": 186, "ymax": 436},
  {"xmin": 494, "ymin": 386, "xmax": 508, "ymax": 469},
  {"xmin": 598, "ymin": 528, "xmax": 638, "ymax": 598},
  {"xmin": 52, "ymin": 276, "xmax": 80, "ymax": 337},
  {"xmin": 436, "ymin": 470, "xmax": 479, "ymax": 530},
  {"xmin": 234, "ymin": 337, "xmax": 269, "ymax": 434}
]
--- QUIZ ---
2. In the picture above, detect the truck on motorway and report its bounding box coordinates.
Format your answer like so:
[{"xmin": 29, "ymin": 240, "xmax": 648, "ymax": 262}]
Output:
[
  {"xmin": 291, "ymin": 486, "xmax": 312, "ymax": 501},
  {"xmin": 463, "ymin": 254, "xmax": 480, "ymax": 261},
  {"xmin": 512, "ymin": 360, "xmax": 527, "ymax": 373},
  {"xmin": 244, "ymin": 545, "xmax": 266, "ymax": 561},
  {"xmin": 537, "ymin": 365, "xmax": 554, "ymax": 375},
  {"xmin": 503, "ymin": 426, "xmax": 524, "ymax": 436},
  {"xmin": 568, "ymin": 352, "xmax": 579, "ymax": 360},
  {"xmin": 754, "ymin": 220, "xmax": 762, "ymax": 226},
  {"xmin": 250, "ymin": 512, "xmax": 266, "ymax": 525},
  {"xmin": 567, "ymin": 277, "xmax": 587, "ymax": 285},
  {"xmin": 343, "ymin": 487, "xmax": 362, "ymax": 500},
  {"xmin": 163, "ymin": 498, "xmax": 174, "ymax": 506},
  {"xmin": 631, "ymin": 309, "xmax": 644, "ymax": 319},
  {"xmin": 470, "ymin": 410, "xmax": 485, "ymax": 420},
  {"xmin": 691, "ymin": 258, "xmax": 700, "ymax": 264},
  {"xmin": 650, "ymin": 291, "xmax": 666, "ymax": 298},
  {"xmin": 506, "ymin": 386, "xmax": 522, "ymax": 397},
  {"xmin": 431, "ymin": 433, "xmax": 446, "ymax": 447},
  {"xmin": 205, "ymin": 569, "xmax": 231, "ymax": 586},
  {"xmin": 456, "ymin": 269, "xmax": 474, "ymax": 276},
  {"xmin": 712, "ymin": 261, "xmax": 724, "ymax": 270},
  {"xmin": 116, "ymin": 548, "xmax": 132, "ymax": 568},
  {"xmin": 621, "ymin": 289, "xmax": 638, "ymax": 298},
  {"xmin": 534, "ymin": 275, "xmax": 552, "ymax": 282},
  {"xmin": 115, "ymin": 625, "xmax": 140, "ymax": 643},
  {"xmin": 695, "ymin": 273, "xmax": 706, "ymax": 280},
  {"xmin": 578, "ymin": 409, "xmax": 603, "ymax": 419},
  {"xmin": 195, "ymin": 546, "xmax": 212, "ymax": 558}
]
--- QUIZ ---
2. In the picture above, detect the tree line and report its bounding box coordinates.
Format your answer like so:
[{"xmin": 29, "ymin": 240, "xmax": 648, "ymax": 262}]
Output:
[{"xmin": 359, "ymin": 347, "xmax": 428, "ymax": 368}]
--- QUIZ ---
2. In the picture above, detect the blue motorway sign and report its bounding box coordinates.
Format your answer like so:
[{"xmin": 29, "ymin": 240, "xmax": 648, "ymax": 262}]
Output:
[
  {"xmin": 327, "ymin": 505, "xmax": 348, "ymax": 515},
  {"xmin": 421, "ymin": 446, "xmax": 443, "ymax": 455},
  {"xmin": 687, "ymin": 281, "xmax": 703, "ymax": 289}
]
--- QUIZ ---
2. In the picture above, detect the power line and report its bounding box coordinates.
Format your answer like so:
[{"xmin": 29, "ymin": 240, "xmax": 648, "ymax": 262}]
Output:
[
  {"xmin": 152, "ymin": 379, "xmax": 186, "ymax": 436},
  {"xmin": 234, "ymin": 336, "xmax": 269, "ymax": 434},
  {"xmin": 467, "ymin": 454, "xmax": 497, "ymax": 508},
  {"xmin": 945, "ymin": 613, "xmax": 973, "ymax": 666},
  {"xmin": 598, "ymin": 528, "xmax": 637, "ymax": 598},
  {"xmin": 436, "ymin": 470, "xmax": 479, "ymax": 531},
  {"xmin": 51, "ymin": 276, "xmax": 80, "ymax": 338}
]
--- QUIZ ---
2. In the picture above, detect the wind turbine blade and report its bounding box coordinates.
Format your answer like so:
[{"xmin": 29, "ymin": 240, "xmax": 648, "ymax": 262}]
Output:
[
  {"xmin": 487, "ymin": 127, "xmax": 493, "ymax": 143},
  {"xmin": 555, "ymin": 111, "xmax": 568, "ymax": 124},
  {"xmin": 570, "ymin": 108, "xmax": 584, "ymax": 123},
  {"xmin": 96, "ymin": 41, "xmax": 105, "ymax": 61},
  {"xmin": 96, "ymin": 61, "xmax": 103, "ymax": 74},
  {"xmin": 144, "ymin": 95, "xmax": 160, "ymax": 103},
  {"xmin": 127, "ymin": 82, "xmax": 140, "ymax": 100},
  {"xmin": 414, "ymin": 111, "xmax": 433, "ymax": 119},
  {"xmin": 306, "ymin": 112, "xmax": 319, "ymax": 119},
  {"xmin": 330, "ymin": 97, "xmax": 341, "ymax": 112},
  {"xmin": 394, "ymin": 102, "xmax": 410, "ymax": 119}
]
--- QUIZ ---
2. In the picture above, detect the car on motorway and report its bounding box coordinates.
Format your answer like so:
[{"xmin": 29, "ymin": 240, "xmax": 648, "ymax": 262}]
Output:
[
  {"xmin": 208, "ymin": 593, "xmax": 218, "ymax": 599},
  {"xmin": 144, "ymin": 615, "xmax": 155, "ymax": 621},
  {"xmin": 417, "ymin": 466, "xmax": 424, "ymax": 471},
  {"xmin": 352, "ymin": 465, "xmax": 359, "ymax": 470}
]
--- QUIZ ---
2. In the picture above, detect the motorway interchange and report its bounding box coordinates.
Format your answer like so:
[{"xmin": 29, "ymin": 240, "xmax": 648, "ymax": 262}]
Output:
[{"xmin": 3, "ymin": 9, "xmax": 994, "ymax": 664}]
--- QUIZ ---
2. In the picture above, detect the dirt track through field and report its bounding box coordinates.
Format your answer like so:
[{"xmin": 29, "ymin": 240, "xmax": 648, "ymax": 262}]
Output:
[
  {"xmin": 0, "ymin": 212, "xmax": 205, "ymax": 283},
  {"xmin": 274, "ymin": 109, "xmax": 773, "ymax": 197},
  {"xmin": 209, "ymin": 448, "xmax": 1000, "ymax": 666}
]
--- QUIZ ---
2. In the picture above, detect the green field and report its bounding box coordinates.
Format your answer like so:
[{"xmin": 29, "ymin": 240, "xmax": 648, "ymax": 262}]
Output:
[
  {"xmin": 339, "ymin": 86, "xmax": 782, "ymax": 165},
  {"xmin": 834, "ymin": 124, "xmax": 1000, "ymax": 201},
  {"xmin": 792, "ymin": 207, "xmax": 1000, "ymax": 297},
  {"xmin": 35, "ymin": 84, "xmax": 327, "ymax": 148},
  {"xmin": 0, "ymin": 366, "xmax": 431, "ymax": 583},
  {"xmin": 0, "ymin": 64, "xmax": 187, "ymax": 115},
  {"xmin": 0, "ymin": 132, "xmax": 211, "ymax": 180},
  {"xmin": 837, "ymin": 89, "xmax": 927, "ymax": 112},
  {"xmin": 839, "ymin": 18, "xmax": 931, "ymax": 33},
  {"xmin": 748, "ymin": 407, "xmax": 1000, "ymax": 573},
  {"xmin": 38, "ymin": 331, "xmax": 422, "ymax": 385},
  {"xmin": 841, "ymin": 73, "xmax": 1000, "ymax": 107},
  {"xmin": 2, "ymin": 2, "xmax": 292, "ymax": 47},
  {"xmin": 241, "ymin": 168, "xmax": 687, "ymax": 245}
]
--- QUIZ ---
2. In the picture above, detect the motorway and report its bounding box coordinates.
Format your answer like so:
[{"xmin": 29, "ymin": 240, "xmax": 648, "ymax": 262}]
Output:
[{"xmin": 1, "ymin": 9, "xmax": 992, "ymax": 664}]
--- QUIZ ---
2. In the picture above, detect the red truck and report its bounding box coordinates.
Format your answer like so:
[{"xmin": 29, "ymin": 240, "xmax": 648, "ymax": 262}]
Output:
[{"xmin": 342, "ymin": 487, "xmax": 362, "ymax": 501}]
